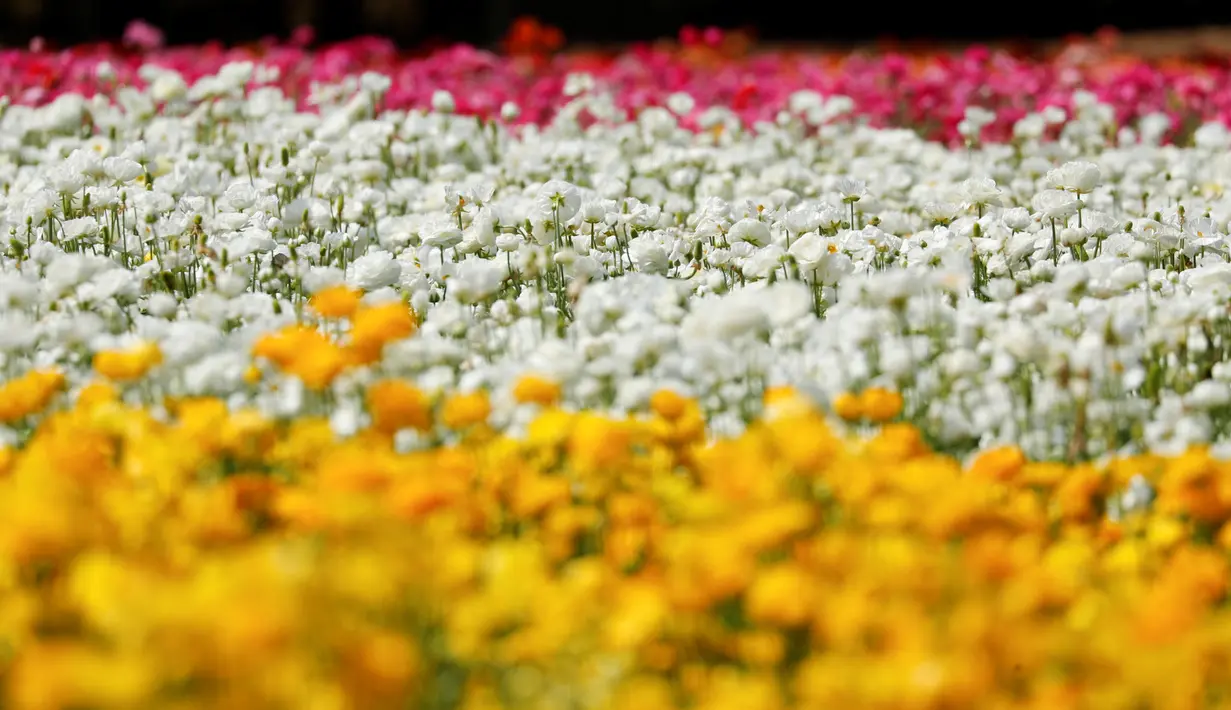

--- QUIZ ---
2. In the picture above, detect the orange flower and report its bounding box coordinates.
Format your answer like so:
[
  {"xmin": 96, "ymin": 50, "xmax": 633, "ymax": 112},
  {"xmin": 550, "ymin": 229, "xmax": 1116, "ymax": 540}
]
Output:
[
  {"xmin": 858, "ymin": 387, "xmax": 903, "ymax": 422},
  {"xmin": 512, "ymin": 375, "xmax": 561, "ymax": 407},
  {"xmin": 0, "ymin": 369, "xmax": 65, "ymax": 422},
  {"xmin": 649, "ymin": 389, "xmax": 689, "ymax": 420},
  {"xmin": 1156, "ymin": 448, "xmax": 1231, "ymax": 524},
  {"xmin": 93, "ymin": 342, "xmax": 162, "ymax": 382},
  {"xmin": 441, "ymin": 391, "xmax": 492, "ymax": 430},
  {"xmin": 75, "ymin": 380, "xmax": 119, "ymax": 411},
  {"xmin": 309, "ymin": 284, "xmax": 363, "ymax": 319},
  {"xmin": 253, "ymin": 325, "xmax": 348, "ymax": 389},
  {"xmin": 969, "ymin": 445, "xmax": 1026, "ymax": 482},
  {"xmin": 348, "ymin": 302, "xmax": 417, "ymax": 365},
  {"xmin": 831, "ymin": 391, "xmax": 862, "ymax": 421},
  {"xmin": 864, "ymin": 423, "xmax": 928, "ymax": 462},
  {"xmin": 1054, "ymin": 465, "xmax": 1106, "ymax": 523},
  {"xmin": 366, "ymin": 379, "xmax": 432, "ymax": 434},
  {"xmin": 341, "ymin": 629, "xmax": 422, "ymax": 701},
  {"xmin": 286, "ymin": 338, "xmax": 349, "ymax": 390},
  {"xmin": 567, "ymin": 413, "xmax": 633, "ymax": 476},
  {"xmin": 252, "ymin": 325, "xmax": 329, "ymax": 369}
]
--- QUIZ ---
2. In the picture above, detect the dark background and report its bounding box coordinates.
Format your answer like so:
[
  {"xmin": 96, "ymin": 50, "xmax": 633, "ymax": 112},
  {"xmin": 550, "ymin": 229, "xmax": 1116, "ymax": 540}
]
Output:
[{"xmin": 3, "ymin": 0, "xmax": 1230, "ymax": 49}]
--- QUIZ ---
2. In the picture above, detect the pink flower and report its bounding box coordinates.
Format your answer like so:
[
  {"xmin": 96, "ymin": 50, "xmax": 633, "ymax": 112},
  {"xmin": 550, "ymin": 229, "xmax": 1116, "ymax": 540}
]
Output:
[
  {"xmin": 291, "ymin": 25, "xmax": 315, "ymax": 48},
  {"xmin": 123, "ymin": 20, "xmax": 165, "ymax": 52},
  {"xmin": 0, "ymin": 28, "xmax": 1227, "ymax": 147}
]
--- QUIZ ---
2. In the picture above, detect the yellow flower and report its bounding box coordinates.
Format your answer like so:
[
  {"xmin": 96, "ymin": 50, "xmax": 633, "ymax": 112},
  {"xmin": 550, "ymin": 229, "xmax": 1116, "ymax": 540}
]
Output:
[
  {"xmin": 93, "ymin": 341, "xmax": 162, "ymax": 381},
  {"xmin": 66, "ymin": 552, "xmax": 155, "ymax": 640},
  {"xmin": 766, "ymin": 409, "xmax": 838, "ymax": 472},
  {"xmin": 735, "ymin": 630, "xmax": 786, "ymax": 667},
  {"xmin": 269, "ymin": 416, "xmax": 336, "ymax": 471},
  {"xmin": 509, "ymin": 472, "xmax": 570, "ymax": 518},
  {"xmin": 366, "ymin": 379, "xmax": 432, "ymax": 434},
  {"xmin": 317, "ymin": 443, "xmax": 398, "ymax": 494},
  {"xmin": 220, "ymin": 408, "xmax": 278, "ymax": 462},
  {"xmin": 664, "ymin": 531, "xmax": 755, "ymax": 610},
  {"xmin": 567, "ymin": 413, "xmax": 633, "ymax": 476},
  {"xmin": 15, "ymin": 362, "xmax": 1231, "ymax": 708},
  {"xmin": 745, "ymin": 563, "xmax": 814, "ymax": 627},
  {"xmin": 609, "ymin": 675, "xmax": 678, "ymax": 710},
  {"xmin": 8, "ymin": 643, "xmax": 157, "ymax": 709},
  {"xmin": 177, "ymin": 484, "xmax": 251, "ymax": 544},
  {"xmin": 525, "ymin": 407, "xmax": 574, "ymax": 449},
  {"xmin": 512, "ymin": 374, "xmax": 562, "ymax": 406},
  {"xmin": 308, "ymin": 284, "xmax": 363, "ymax": 319},
  {"xmin": 694, "ymin": 669, "xmax": 783, "ymax": 710},
  {"xmin": 1145, "ymin": 516, "xmax": 1188, "ymax": 550},
  {"xmin": 0, "ymin": 369, "xmax": 65, "ymax": 423},
  {"xmin": 605, "ymin": 580, "xmax": 668, "ymax": 651},
  {"xmin": 441, "ymin": 391, "xmax": 492, "ymax": 430},
  {"xmin": 649, "ymin": 392, "xmax": 706, "ymax": 449},
  {"xmin": 74, "ymin": 380, "xmax": 119, "ymax": 411}
]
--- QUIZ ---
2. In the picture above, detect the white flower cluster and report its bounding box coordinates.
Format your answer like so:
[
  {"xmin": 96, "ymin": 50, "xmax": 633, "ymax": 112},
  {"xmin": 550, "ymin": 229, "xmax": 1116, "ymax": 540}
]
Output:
[{"xmin": 2, "ymin": 70, "xmax": 1231, "ymax": 461}]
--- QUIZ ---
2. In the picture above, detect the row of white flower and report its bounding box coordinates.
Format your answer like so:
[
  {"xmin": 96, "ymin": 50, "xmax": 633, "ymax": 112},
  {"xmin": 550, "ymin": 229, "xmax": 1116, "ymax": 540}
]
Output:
[{"xmin": 4, "ymin": 63, "xmax": 1231, "ymax": 461}]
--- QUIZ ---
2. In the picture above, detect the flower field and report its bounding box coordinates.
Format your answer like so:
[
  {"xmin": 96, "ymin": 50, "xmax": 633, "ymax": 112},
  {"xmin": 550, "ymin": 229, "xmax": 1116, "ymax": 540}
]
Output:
[{"xmin": 7, "ymin": 21, "xmax": 1231, "ymax": 708}]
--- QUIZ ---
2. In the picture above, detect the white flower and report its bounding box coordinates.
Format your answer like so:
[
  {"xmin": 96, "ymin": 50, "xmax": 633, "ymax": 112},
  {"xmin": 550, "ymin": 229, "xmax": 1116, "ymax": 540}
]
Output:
[
  {"xmin": 0, "ymin": 314, "xmax": 39, "ymax": 352},
  {"xmin": 302, "ymin": 266, "xmax": 346, "ymax": 294},
  {"xmin": 960, "ymin": 177, "xmax": 1003, "ymax": 207},
  {"xmin": 727, "ymin": 218, "xmax": 771, "ymax": 247},
  {"xmin": 535, "ymin": 180, "xmax": 581, "ymax": 223},
  {"xmin": 1187, "ymin": 381, "xmax": 1231, "ymax": 410},
  {"xmin": 143, "ymin": 293, "xmax": 179, "ymax": 319},
  {"xmin": 452, "ymin": 259, "xmax": 508, "ymax": 303},
  {"xmin": 421, "ymin": 220, "xmax": 464, "ymax": 250},
  {"xmin": 744, "ymin": 245, "xmax": 786, "ymax": 279},
  {"xmin": 763, "ymin": 281, "xmax": 813, "ymax": 328},
  {"xmin": 60, "ymin": 216, "xmax": 99, "ymax": 242},
  {"xmin": 347, "ymin": 250, "xmax": 402, "ymax": 290},
  {"xmin": 666, "ymin": 92, "xmax": 695, "ymax": 116},
  {"xmin": 431, "ymin": 90, "xmax": 456, "ymax": 113},
  {"xmin": 1001, "ymin": 207, "xmax": 1033, "ymax": 231},
  {"xmin": 680, "ymin": 291, "xmax": 769, "ymax": 342},
  {"xmin": 103, "ymin": 156, "xmax": 144, "ymax": 183},
  {"xmin": 628, "ymin": 236, "xmax": 670, "ymax": 275},
  {"xmin": 562, "ymin": 73, "xmax": 595, "ymax": 97},
  {"xmin": 1046, "ymin": 161, "xmax": 1101, "ymax": 194},
  {"xmin": 923, "ymin": 202, "xmax": 961, "ymax": 223},
  {"xmin": 835, "ymin": 177, "xmax": 867, "ymax": 203},
  {"xmin": 1032, "ymin": 189, "xmax": 1080, "ymax": 221}
]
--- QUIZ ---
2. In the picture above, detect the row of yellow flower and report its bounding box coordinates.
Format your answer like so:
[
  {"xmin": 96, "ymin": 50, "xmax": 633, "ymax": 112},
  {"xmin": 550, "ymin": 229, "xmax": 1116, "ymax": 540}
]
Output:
[{"xmin": 1, "ymin": 289, "xmax": 1231, "ymax": 708}]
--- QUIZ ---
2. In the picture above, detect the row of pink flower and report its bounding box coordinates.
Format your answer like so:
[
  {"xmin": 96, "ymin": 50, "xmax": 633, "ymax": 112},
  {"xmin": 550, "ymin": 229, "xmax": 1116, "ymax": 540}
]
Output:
[{"xmin": 4, "ymin": 27, "xmax": 1229, "ymax": 144}]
